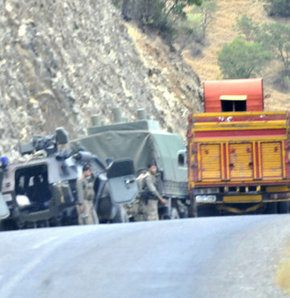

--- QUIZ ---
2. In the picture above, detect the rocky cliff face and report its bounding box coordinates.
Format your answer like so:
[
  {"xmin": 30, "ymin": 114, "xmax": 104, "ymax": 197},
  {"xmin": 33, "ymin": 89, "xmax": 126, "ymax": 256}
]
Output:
[{"xmin": 0, "ymin": 0, "xmax": 201, "ymax": 159}]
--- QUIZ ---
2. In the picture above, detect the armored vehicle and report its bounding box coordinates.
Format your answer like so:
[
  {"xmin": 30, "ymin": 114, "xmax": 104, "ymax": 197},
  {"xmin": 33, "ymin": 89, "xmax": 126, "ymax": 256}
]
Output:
[
  {"xmin": 0, "ymin": 128, "xmax": 138, "ymax": 230},
  {"xmin": 71, "ymin": 108, "xmax": 189, "ymax": 219}
]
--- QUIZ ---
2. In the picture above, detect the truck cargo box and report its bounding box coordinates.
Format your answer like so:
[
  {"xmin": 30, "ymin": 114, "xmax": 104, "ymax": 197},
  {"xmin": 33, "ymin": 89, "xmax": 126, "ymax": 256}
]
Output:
[
  {"xmin": 188, "ymin": 111, "xmax": 289, "ymax": 186},
  {"xmin": 187, "ymin": 111, "xmax": 290, "ymax": 215}
]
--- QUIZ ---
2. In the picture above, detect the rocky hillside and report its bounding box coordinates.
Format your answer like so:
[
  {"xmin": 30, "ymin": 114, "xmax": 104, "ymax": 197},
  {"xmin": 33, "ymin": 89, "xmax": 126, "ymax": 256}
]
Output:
[{"xmin": 0, "ymin": 0, "xmax": 202, "ymax": 159}]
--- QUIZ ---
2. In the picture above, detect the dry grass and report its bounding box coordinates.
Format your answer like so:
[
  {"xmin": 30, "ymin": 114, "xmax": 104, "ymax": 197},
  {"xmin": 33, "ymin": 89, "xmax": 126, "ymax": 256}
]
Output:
[
  {"xmin": 125, "ymin": 23, "xmax": 148, "ymax": 63},
  {"xmin": 183, "ymin": 0, "xmax": 290, "ymax": 111},
  {"xmin": 183, "ymin": 0, "xmax": 269, "ymax": 80},
  {"xmin": 125, "ymin": 23, "xmax": 169, "ymax": 69},
  {"xmin": 264, "ymin": 89, "xmax": 290, "ymax": 111}
]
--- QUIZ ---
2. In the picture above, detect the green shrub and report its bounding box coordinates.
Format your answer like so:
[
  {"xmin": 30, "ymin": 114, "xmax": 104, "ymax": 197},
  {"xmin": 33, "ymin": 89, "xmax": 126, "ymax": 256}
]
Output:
[
  {"xmin": 264, "ymin": 0, "xmax": 290, "ymax": 17},
  {"xmin": 114, "ymin": 0, "xmax": 202, "ymax": 41},
  {"xmin": 218, "ymin": 38, "xmax": 272, "ymax": 79},
  {"xmin": 235, "ymin": 15, "xmax": 260, "ymax": 41},
  {"xmin": 188, "ymin": 0, "xmax": 217, "ymax": 43},
  {"xmin": 261, "ymin": 23, "xmax": 290, "ymax": 73},
  {"xmin": 235, "ymin": 16, "xmax": 290, "ymax": 76}
]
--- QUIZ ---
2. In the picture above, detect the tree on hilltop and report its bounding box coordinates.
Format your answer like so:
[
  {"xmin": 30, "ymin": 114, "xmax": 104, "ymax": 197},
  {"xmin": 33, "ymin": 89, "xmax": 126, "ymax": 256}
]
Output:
[
  {"xmin": 262, "ymin": 23, "xmax": 290, "ymax": 74},
  {"xmin": 189, "ymin": 0, "xmax": 217, "ymax": 43},
  {"xmin": 217, "ymin": 38, "xmax": 272, "ymax": 79},
  {"xmin": 234, "ymin": 15, "xmax": 260, "ymax": 42}
]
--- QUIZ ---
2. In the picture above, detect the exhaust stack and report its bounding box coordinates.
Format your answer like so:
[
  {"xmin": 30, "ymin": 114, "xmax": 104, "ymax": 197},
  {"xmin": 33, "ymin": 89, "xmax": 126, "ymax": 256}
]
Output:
[
  {"xmin": 91, "ymin": 114, "xmax": 101, "ymax": 126},
  {"xmin": 137, "ymin": 108, "xmax": 147, "ymax": 120},
  {"xmin": 112, "ymin": 108, "xmax": 122, "ymax": 123}
]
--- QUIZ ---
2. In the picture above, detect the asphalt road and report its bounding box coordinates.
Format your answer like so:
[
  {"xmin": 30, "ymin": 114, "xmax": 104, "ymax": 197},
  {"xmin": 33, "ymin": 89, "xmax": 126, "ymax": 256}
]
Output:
[{"xmin": 0, "ymin": 215, "xmax": 289, "ymax": 298}]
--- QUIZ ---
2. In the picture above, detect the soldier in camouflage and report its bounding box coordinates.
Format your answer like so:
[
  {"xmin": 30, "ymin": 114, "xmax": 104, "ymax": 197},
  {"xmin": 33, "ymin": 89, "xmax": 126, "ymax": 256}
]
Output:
[
  {"xmin": 77, "ymin": 164, "xmax": 99, "ymax": 225},
  {"xmin": 134, "ymin": 163, "xmax": 167, "ymax": 221}
]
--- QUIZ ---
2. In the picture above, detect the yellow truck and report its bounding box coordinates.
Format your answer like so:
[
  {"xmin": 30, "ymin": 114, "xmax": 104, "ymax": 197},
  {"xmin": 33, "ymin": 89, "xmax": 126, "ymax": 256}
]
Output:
[{"xmin": 187, "ymin": 79, "xmax": 290, "ymax": 216}]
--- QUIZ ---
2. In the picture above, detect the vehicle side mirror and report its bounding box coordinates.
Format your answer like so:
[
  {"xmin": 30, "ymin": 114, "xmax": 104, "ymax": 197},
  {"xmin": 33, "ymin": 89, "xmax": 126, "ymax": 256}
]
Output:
[
  {"xmin": 177, "ymin": 149, "xmax": 187, "ymax": 167},
  {"xmin": 55, "ymin": 127, "xmax": 69, "ymax": 145},
  {"xmin": 107, "ymin": 159, "xmax": 138, "ymax": 204}
]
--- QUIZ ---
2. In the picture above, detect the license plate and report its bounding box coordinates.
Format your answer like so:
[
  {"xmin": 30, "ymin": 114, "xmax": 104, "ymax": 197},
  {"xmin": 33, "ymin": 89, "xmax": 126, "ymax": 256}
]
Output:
[{"xmin": 196, "ymin": 195, "xmax": 216, "ymax": 202}]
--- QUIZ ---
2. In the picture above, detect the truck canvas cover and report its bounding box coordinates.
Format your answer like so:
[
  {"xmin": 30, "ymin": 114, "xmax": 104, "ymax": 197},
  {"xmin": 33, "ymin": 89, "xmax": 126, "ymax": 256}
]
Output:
[{"xmin": 72, "ymin": 128, "xmax": 188, "ymax": 198}]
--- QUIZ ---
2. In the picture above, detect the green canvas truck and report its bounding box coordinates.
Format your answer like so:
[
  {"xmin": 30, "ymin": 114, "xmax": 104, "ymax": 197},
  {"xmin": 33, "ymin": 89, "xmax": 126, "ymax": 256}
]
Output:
[{"xmin": 71, "ymin": 109, "xmax": 189, "ymax": 219}]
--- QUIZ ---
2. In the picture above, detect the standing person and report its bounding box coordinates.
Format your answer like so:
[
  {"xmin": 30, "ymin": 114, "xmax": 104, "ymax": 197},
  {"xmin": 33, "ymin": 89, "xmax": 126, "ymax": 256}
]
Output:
[
  {"xmin": 77, "ymin": 164, "xmax": 99, "ymax": 225},
  {"xmin": 135, "ymin": 163, "xmax": 167, "ymax": 221}
]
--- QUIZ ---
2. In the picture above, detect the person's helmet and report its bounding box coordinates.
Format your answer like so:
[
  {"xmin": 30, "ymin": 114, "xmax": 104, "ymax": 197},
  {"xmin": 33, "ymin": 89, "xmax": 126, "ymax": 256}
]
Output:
[{"xmin": 82, "ymin": 163, "xmax": 92, "ymax": 172}]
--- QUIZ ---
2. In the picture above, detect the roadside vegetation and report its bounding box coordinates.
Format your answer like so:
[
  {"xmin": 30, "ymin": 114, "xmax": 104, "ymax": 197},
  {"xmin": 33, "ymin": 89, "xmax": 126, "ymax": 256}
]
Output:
[
  {"xmin": 113, "ymin": 0, "xmax": 290, "ymax": 99},
  {"xmin": 217, "ymin": 37, "xmax": 272, "ymax": 79},
  {"xmin": 264, "ymin": 0, "xmax": 290, "ymax": 18},
  {"xmin": 113, "ymin": 0, "xmax": 201, "ymax": 39},
  {"xmin": 218, "ymin": 14, "xmax": 290, "ymax": 90},
  {"xmin": 112, "ymin": 0, "xmax": 216, "ymax": 54}
]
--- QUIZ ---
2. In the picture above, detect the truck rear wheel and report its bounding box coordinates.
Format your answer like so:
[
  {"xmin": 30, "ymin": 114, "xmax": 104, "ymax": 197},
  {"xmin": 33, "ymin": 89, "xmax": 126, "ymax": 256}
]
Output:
[
  {"xmin": 196, "ymin": 204, "xmax": 217, "ymax": 217},
  {"xmin": 278, "ymin": 201, "xmax": 289, "ymax": 214},
  {"xmin": 265, "ymin": 202, "xmax": 277, "ymax": 214}
]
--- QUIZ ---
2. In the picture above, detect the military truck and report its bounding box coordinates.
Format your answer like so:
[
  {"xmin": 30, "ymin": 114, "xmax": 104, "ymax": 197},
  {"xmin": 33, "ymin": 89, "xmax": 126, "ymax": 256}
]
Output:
[
  {"xmin": 0, "ymin": 128, "xmax": 138, "ymax": 230},
  {"xmin": 71, "ymin": 108, "xmax": 189, "ymax": 219}
]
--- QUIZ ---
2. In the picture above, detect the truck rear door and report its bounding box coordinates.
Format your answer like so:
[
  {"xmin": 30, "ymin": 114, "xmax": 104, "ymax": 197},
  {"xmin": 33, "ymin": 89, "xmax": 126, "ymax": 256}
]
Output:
[
  {"xmin": 260, "ymin": 142, "xmax": 284, "ymax": 179},
  {"xmin": 229, "ymin": 143, "xmax": 253, "ymax": 180},
  {"xmin": 199, "ymin": 144, "xmax": 222, "ymax": 181}
]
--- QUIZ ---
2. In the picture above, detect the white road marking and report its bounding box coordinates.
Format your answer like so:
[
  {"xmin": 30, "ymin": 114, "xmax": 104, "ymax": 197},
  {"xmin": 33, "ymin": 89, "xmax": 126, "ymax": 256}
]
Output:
[{"xmin": 31, "ymin": 236, "xmax": 58, "ymax": 250}]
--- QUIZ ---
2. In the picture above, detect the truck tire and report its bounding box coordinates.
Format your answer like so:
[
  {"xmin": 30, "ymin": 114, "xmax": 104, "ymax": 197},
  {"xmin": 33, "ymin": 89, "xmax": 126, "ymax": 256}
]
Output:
[
  {"xmin": 265, "ymin": 202, "xmax": 278, "ymax": 214},
  {"xmin": 196, "ymin": 204, "xmax": 217, "ymax": 217},
  {"xmin": 278, "ymin": 201, "xmax": 289, "ymax": 214},
  {"xmin": 0, "ymin": 219, "xmax": 17, "ymax": 231}
]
